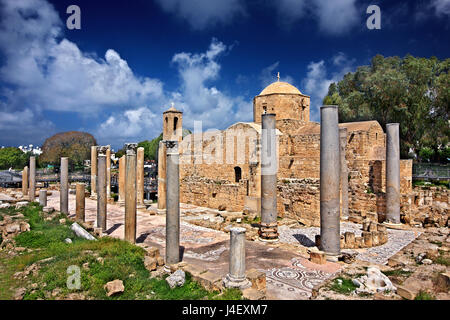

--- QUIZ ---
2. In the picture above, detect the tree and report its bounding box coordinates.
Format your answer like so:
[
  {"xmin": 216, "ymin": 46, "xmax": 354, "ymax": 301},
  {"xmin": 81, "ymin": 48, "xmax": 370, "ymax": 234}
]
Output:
[
  {"xmin": 138, "ymin": 134, "xmax": 163, "ymax": 161},
  {"xmin": 0, "ymin": 147, "xmax": 28, "ymax": 170},
  {"xmin": 39, "ymin": 131, "xmax": 97, "ymax": 169},
  {"xmin": 324, "ymin": 55, "xmax": 450, "ymax": 160}
]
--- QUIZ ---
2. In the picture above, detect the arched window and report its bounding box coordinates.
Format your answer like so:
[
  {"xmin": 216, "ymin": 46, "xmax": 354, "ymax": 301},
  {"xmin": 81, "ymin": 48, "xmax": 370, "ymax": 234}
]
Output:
[
  {"xmin": 234, "ymin": 166, "xmax": 242, "ymax": 183},
  {"xmin": 174, "ymin": 117, "xmax": 178, "ymax": 132}
]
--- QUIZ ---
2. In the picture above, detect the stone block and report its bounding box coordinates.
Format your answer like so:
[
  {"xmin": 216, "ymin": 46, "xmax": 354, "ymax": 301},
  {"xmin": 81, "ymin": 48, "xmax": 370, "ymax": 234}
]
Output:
[
  {"xmin": 396, "ymin": 285, "xmax": 418, "ymax": 300},
  {"xmin": 144, "ymin": 256, "xmax": 157, "ymax": 271},
  {"xmin": 184, "ymin": 263, "xmax": 207, "ymax": 278},
  {"xmin": 363, "ymin": 231, "xmax": 373, "ymax": 247},
  {"xmin": 242, "ymin": 287, "xmax": 266, "ymax": 300},
  {"xmin": 372, "ymin": 231, "xmax": 379, "ymax": 246},
  {"xmin": 309, "ymin": 249, "xmax": 326, "ymax": 265},
  {"xmin": 197, "ymin": 271, "xmax": 224, "ymax": 292},
  {"xmin": 344, "ymin": 232, "xmax": 356, "ymax": 249},
  {"xmin": 355, "ymin": 237, "xmax": 364, "ymax": 248},
  {"xmin": 246, "ymin": 269, "xmax": 266, "ymax": 291},
  {"xmin": 145, "ymin": 247, "xmax": 160, "ymax": 258},
  {"xmin": 434, "ymin": 272, "xmax": 450, "ymax": 293}
]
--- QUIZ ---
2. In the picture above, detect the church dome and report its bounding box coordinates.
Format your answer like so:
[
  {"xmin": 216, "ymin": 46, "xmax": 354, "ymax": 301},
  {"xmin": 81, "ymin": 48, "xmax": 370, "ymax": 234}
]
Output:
[{"xmin": 259, "ymin": 81, "xmax": 302, "ymax": 96}]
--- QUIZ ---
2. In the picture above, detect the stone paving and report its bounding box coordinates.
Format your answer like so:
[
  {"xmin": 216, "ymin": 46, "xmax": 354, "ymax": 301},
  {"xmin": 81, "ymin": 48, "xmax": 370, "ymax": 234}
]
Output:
[
  {"xmin": 44, "ymin": 190, "xmax": 423, "ymax": 298},
  {"xmin": 45, "ymin": 192, "xmax": 419, "ymax": 298},
  {"xmin": 46, "ymin": 191, "xmax": 344, "ymax": 299},
  {"xmin": 278, "ymin": 223, "xmax": 421, "ymax": 265}
]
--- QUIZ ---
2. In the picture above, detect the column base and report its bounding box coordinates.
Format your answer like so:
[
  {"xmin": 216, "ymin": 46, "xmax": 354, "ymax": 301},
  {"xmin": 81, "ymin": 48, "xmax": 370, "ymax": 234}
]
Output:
[
  {"xmin": 90, "ymin": 195, "xmax": 97, "ymax": 200},
  {"xmin": 223, "ymin": 274, "xmax": 251, "ymax": 290},
  {"xmin": 323, "ymin": 252, "xmax": 340, "ymax": 262},
  {"xmin": 383, "ymin": 221, "xmax": 404, "ymax": 230},
  {"xmin": 118, "ymin": 200, "xmax": 125, "ymax": 207},
  {"xmin": 157, "ymin": 209, "xmax": 167, "ymax": 215},
  {"xmin": 258, "ymin": 237, "xmax": 279, "ymax": 243}
]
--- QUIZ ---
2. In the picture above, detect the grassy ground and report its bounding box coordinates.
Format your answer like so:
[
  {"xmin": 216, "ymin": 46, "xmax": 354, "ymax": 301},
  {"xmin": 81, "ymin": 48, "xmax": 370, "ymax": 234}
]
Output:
[{"xmin": 0, "ymin": 203, "xmax": 242, "ymax": 300}]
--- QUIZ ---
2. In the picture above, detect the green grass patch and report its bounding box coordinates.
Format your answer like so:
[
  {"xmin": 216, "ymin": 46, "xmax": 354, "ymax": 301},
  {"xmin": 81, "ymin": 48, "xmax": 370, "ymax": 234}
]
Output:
[
  {"xmin": 0, "ymin": 204, "xmax": 242, "ymax": 300},
  {"xmin": 329, "ymin": 277, "xmax": 357, "ymax": 295},
  {"xmin": 414, "ymin": 290, "xmax": 435, "ymax": 300},
  {"xmin": 433, "ymin": 254, "xmax": 449, "ymax": 266}
]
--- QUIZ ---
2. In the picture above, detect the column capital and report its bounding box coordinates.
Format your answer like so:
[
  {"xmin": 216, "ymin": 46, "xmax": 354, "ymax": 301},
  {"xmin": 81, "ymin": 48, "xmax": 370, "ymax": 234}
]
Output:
[
  {"xmin": 98, "ymin": 146, "xmax": 109, "ymax": 156},
  {"xmin": 125, "ymin": 143, "xmax": 138, "ymax": 155}
]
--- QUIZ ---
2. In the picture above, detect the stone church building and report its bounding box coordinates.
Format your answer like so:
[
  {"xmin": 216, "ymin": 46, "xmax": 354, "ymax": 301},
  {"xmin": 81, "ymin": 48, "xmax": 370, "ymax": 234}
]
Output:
[{"xmin": 159, "ymin": 80, "xmax": 413, "ymax": 227}]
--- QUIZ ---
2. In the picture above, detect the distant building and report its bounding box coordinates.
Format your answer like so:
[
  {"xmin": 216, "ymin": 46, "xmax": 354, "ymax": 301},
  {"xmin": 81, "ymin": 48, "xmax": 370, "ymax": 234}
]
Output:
[{"xmin": 18, "ymin": 144, "xmax": 42, "ymax": 155}]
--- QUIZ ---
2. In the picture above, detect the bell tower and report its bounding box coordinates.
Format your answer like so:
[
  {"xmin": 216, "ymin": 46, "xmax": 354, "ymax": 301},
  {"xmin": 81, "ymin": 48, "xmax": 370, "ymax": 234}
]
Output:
[{"xmin": 163, "ymin": 103, "xmax": 183, "ymax": 142}]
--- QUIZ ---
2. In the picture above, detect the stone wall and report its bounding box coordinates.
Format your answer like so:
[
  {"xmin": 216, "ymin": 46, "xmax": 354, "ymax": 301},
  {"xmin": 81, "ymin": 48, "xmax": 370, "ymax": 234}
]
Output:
[
  {"xmin": 253, "ymin": 94, "xmax": 310, "ymax": 124},
  {"xmin": 401, "ymin": 186, "xmax": 449, "ymax": 228}
]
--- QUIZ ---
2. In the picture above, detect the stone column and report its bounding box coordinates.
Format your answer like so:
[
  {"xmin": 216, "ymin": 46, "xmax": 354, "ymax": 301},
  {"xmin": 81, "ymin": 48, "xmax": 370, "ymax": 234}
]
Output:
[
  {"xmin": 60, "ymin": 157, "xmax": 69, "ymax": 214},
  {"xmin": 97, "ymin": 147, "xmax": 107, "ymax": 231},
  {"xmin": 29, "ymin": 156, "xmax": 36, "ymax": 202},
  {"xmin": 90, "ymin": 146, "xmax": 98, "ymax": 199},
  {"xmin": 106, "ymin": 145, "xmax": 111, "ymax": 199},
  {"xmin": 320, "ymin": 106, "xmax": 341, "ymax": 259},
  {"xmin": 76, "ymin": 183, "xmax": 85, "ymax": 222},
  {"xmin": 22, "ymin": 166, "xmax": 28, "ymax": 197},
  {"xmin": 157, "ymin": 141, "xmax": 167, "ymax": 214},
  {"xmin": 385, "ymin": 123, "xmax": 401, "ymax": 225},
  {"xmin": 223, "ymin": 227, "xmax": 251, "ymax": 289},
  {"xmin": 125, "ymin": 143, "xmax": 137, "ymax": 243},
  {"xmin": 39, "ymin": 190, "xmax": 47, "ymax": 207},
  {"xmin": 165, "ymin": 141, "xmax": 180, "ymax": 268},
  {"xmin": 137, "ymin": 147, "xmax": 145, "ymax": 209},
  {"xmin": 118, "ymin": 156, "xmax": 125, "ymax": 206},
  {"xmin": 339, "ymin": 127, "xmax": 349, "ymax": 220},
  {"xmin": 259, "ymin": 113, "xmax": 279, "ymax": 242}
]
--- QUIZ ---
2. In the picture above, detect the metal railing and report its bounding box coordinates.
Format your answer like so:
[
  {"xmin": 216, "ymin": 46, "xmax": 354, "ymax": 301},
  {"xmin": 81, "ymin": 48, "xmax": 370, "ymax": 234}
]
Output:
[{"xmin": 412, "ymin": 163, "xmax": 450, "ymax": 181}]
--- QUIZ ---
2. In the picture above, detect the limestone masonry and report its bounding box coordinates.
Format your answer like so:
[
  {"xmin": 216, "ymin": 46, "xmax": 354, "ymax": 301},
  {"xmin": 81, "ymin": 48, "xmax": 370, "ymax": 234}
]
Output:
[{"xmin": 160, "ymin": 80, "xmax": 413, "ymax": 226}]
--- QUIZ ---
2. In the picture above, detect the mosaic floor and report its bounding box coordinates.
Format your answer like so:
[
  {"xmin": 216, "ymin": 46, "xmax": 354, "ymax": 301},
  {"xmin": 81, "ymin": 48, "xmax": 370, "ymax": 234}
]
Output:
[
  {"xmin": 278, "ymin": 222, "xmax": 421, "ymax": 265},
  {"xmin": 264, "ymin": 258, "xmax": 337, "ymax": 300}
]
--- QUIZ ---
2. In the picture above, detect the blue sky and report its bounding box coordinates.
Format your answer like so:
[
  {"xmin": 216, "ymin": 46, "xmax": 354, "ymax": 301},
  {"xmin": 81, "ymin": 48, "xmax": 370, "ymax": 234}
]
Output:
[{"xmin": 0, "ymin": 0, "xmax": 449, "ymax": 150}]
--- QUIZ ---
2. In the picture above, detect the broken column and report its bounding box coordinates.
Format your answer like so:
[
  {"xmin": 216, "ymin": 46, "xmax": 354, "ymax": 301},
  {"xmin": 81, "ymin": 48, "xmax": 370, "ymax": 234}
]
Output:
[
  {"xmin": 118, "ymin": 155, "xmax": 125, "ymax": 206},
  {"xmin": 165, "ymin": 141, "xmax": 180, "ymax": 268},
  {"xmin": 97, "ymin": 146, "xmax": 107, "ymax": 231},
  {"xmin": 29, "ymin": 156, "xmax": 36, "ymax": 202},
  {"xmin": 22, "ymin": 166, "xmax": 28, "ymax": 197},
  {"xmin": 76, "ymin": 183, "xmax": 85, "ymax": 222},
  {"xmin": 90, "ymin": 146, "xmax": 98, "ymax": 199},
  {"xmin": 136, "ymin": 147, "xmax": 145, "ymax": 209},
  {"xmin": 60, "ymin": 157, "xmax": 69, "ymax": 214},
  {"xmin": 259, "ymin": 113, "xmax": 279, "ymax": 242},
  {"xmin": 106, "ymin": 145, "xmax": 111, "ymax": 199},
  {"xmin": 224, "ymin": 227, "xmax": 251, "ymax": 289},
  {"xmin": 125, "ymin": 143, "xmax": 137, "ymax": 243},
  {"xmin": 157, "ymin": 141, "xmax": 167, "ymax": 214},
  {"xmin": 39, "ymin": 190, "xmax": 47, "ymax": 207},
  {"xmin": 385, "ymin": 123, "xmax": 401, "ymax": 225},
  {"xmin": 339, "ymin": 127, "xmax": 349, "ymax": 220},
  {"xmin": 320, "ymin": 105, "xmax": 341, "ymax": 260}
]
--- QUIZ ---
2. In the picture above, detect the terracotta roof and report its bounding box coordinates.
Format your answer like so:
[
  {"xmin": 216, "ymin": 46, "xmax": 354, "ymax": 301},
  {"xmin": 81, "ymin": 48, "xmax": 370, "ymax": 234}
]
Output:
[{"xmin": 259, "ymin": 81, "xmax": 302, "ymax": 96}]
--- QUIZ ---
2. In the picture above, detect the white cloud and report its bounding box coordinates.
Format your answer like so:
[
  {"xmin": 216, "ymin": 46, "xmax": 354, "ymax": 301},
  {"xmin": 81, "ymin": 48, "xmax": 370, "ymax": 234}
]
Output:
[
  {"xmin": 0, "ymin": 0, "xmax": 167, "ymax": 147},
  {"xmin": 154, "ymin": 0, "xmax": 246, "ymax": 30},
  {"xmin": 0, "ymin": 0, "xmax": 164, "ymax": 114},
  {"xmin": 302, "ymin": 52, "xmax": 356, "ymax": 120},
  {"xmin": 275, "ymin": 0, "xmax": 360, "ymax": 35},
  {"xmin": 170, "ymin": 38, "xmax": 252, "ymax": 129},
  {"xmin": 96, "ymin": 107, "xmax": 158, "ymax": 148},
  {"xmin": 431, "ymin": 0, "xmax": 450, "ymax": 17}
]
